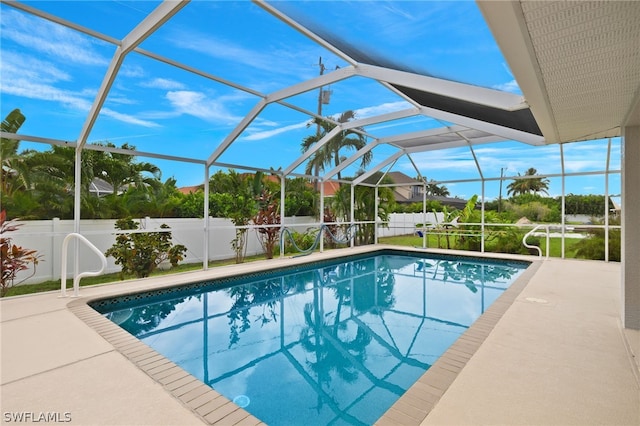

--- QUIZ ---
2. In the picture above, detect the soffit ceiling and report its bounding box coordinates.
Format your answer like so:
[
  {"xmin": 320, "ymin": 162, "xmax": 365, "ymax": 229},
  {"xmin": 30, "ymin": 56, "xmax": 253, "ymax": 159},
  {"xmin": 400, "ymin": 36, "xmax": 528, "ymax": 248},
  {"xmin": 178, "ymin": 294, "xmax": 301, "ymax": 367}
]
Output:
[{"xmin": 478, "ymin": 1, "xmax": 640, "ymax": 144}]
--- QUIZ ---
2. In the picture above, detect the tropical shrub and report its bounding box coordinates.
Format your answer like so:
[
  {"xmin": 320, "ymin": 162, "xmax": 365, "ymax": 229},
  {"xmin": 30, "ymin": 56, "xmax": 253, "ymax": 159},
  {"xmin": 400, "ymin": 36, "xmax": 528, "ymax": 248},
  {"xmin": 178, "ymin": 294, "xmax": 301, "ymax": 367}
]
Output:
[
  {"xmin": 105, "ymin": 218, "xmax": 187, "ymax": 279},
  {"xmin": 0, "ymin": 210, "xmax": 42, "ymax": 296},
  {"xmin": 209, "ymin": 170, "xmax": 263, "ymax": 263},
  {"xmin": 574, "ymin": 218, "xmax": 621, "ymax": 261},
  {"xmin": 488, "ymin": 227, "xmax": 540, "ymax": 255},
  {"xmin": 502, "ymin": 200, "xmax": 560, "ymax": 222},
  {"xmin": 253, "ymin": 189, "xmax": 281, "ymax": 259},
  {"xmin": 282, "ymin": 229, "xmax": 319, "ymax": 255}
]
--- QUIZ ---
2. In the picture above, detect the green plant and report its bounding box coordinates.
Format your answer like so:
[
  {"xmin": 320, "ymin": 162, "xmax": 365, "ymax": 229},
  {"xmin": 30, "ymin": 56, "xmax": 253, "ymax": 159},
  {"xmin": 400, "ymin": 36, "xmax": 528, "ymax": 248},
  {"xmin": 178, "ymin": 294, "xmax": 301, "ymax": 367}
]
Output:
[
  {"xmin": 574, "ymin": 218, "xmax": 621, "ymax": 261},
  {"xmin": 253, "ymin": 189, "xmax": 281, "ymax": 259},
  {"xmin": 0, "ymin": 210, "xmax": 42, "ymax": 296},
  {"xmin": 283, "ymin": 229, "xmax": 319, "ymax": 255},
  {"xmin": 209, "ymin": 170, "xmax": 263, "ymax": 263},
  {"xmin": 105, "ymin": 218, "xmax": 187, "ymax": 279},
  {"xmin": 488, "ymin": 227, "xmax": 540, "ymax": 255}
]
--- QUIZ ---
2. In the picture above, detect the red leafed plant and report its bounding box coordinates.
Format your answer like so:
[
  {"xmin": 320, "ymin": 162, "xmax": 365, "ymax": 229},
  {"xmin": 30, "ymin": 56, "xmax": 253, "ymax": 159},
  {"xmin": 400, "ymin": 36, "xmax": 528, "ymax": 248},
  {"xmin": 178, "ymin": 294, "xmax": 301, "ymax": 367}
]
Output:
[
  {"xmin": 1, "ymin": 210, "xmax": 42, "ymax": 297},
  {"xmin": 252, "ymin": 189, "xmax": 281, "ymax": 259}
]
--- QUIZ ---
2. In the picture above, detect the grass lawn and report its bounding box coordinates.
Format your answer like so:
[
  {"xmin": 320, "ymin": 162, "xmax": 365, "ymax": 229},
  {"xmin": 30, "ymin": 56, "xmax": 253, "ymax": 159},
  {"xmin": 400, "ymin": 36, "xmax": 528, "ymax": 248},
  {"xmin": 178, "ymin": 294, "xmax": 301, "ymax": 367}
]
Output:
[
  {"xmin": 2, "ymin": 254, "xmax": 268, "ymax": 298},
  {"xmin": 378, "ymin": 234, "xmax": 583, "ymax": 259},
  {"xmin": 540, "ymin": 236, "xmax": 582, "ymax": 258},
  {"xmin": 1, "ymin": 236, "xmax": 591, "ymax": 298}
]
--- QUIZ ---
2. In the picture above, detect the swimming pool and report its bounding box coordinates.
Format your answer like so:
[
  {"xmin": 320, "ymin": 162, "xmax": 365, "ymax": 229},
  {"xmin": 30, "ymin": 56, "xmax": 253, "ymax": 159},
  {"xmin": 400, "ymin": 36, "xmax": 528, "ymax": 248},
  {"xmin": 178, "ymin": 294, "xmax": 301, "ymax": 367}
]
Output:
[{"xmin": 91, "ymin": 250, "xmax": 529, "ymax": 425}]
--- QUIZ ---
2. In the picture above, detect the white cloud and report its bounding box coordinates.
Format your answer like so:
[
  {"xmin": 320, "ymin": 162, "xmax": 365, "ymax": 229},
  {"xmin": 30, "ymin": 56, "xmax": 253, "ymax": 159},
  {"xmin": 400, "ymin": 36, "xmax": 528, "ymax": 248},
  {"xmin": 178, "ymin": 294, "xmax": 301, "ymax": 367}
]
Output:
[
  {"xmin": 165, "ymin": 90, "xmax": 243, "ymax": 124},
  {"xmin": 1, "ymin": 68, "xmax": 160, "ymax": 128},
  {"xmin": 492, "ymin": 79, "xmax": 521, "ymax": 93},
  {"xmin": 172, "ymin": 33, "xmax": 274, "ymax": 72},
  {"xmin": 1, "ymin": 77, "xmax": 93, "ymax": 111},
  {"xmin": 353, "ymin": 101, "xmax": 413, "ymax": 119},
  {"xmin": 0, "ymin": 9, "xmax": 108, "ymax": 66},
  {"xmin": 243, "ymin": 120, "xmax": 310, "ymax": 141},
  {"xmin": 0, "ymin": 51, "xmax": 71, "ymax": 83},
  {"xmin": 106, "ymin": 95, "xmax": 138, "ymax": 105},
  {"xmin": 141, "ymin": 78, "xmax": 186, "ymax": 90},
  {"xmin": 100, "ymin": 108, "xmax": 161, "ymax": 128},
  {"xmin": 409, "ymin": 149, "xmax": 479, "ymax": 173},
  {"xmin": 241, "ymin": 100, "xmax": 418, "ymax": 142},
  {"xmin": 119, "ymin": 64, "xmax": 146, "ymax": 78}
]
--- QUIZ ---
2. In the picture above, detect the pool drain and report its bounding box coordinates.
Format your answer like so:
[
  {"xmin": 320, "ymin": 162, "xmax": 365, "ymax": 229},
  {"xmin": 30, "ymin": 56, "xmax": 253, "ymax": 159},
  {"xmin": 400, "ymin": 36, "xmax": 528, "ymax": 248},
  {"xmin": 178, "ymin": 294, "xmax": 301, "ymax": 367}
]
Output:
[{"xmin": 233, "ymin": 395, "xmax": 250, "ymax": 408}]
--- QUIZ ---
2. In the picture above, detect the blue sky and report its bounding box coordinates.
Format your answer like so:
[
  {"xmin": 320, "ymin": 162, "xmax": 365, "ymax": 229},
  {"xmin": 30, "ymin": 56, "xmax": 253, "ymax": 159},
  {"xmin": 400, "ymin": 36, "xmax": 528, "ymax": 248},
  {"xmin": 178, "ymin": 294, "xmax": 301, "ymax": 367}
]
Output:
[{"xmin": 0, "ymin": 1, "xmax": 620, "ymax": 200}]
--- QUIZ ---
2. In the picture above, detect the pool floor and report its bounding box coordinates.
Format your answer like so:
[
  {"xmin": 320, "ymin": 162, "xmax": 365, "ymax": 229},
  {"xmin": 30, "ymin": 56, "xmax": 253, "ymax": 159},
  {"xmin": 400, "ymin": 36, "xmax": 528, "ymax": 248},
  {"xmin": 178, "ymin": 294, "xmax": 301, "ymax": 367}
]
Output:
[{"xmin": 86, "ymin": 250, "xmax": 535, "ymax": 425}]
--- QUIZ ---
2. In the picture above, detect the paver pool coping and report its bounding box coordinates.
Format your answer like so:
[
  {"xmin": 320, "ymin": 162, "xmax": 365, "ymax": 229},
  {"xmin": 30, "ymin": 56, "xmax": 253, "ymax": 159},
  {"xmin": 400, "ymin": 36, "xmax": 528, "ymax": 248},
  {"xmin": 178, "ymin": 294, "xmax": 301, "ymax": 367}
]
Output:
[{"xmin": 67, "ymin": 247, "xmax": 541, "ymax": 426}]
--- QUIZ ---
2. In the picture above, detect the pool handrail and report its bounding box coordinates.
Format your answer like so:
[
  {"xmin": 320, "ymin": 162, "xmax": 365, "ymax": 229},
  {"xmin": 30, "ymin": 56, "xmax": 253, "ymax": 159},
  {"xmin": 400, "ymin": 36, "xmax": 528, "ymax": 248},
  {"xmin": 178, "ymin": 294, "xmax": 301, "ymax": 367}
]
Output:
[
  {"xmin": 60, "ymin": 233, "xmax": 108, "ymax": 297},
  {"xmin": 522, "ymin": 224, "xmax": 550, "ymax": 259}
]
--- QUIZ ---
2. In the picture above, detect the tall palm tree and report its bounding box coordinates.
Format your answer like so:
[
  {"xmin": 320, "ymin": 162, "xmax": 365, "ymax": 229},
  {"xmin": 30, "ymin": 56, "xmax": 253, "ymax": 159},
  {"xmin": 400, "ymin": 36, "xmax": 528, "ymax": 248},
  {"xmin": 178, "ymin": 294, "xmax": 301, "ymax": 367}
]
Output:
[
  {"xmin": 507, "ymin": 167, "xmax": 550, "ymax": 196},
  {"xmin": 301, "ymin": 111, "xmax": 372, "ymax": 182}
]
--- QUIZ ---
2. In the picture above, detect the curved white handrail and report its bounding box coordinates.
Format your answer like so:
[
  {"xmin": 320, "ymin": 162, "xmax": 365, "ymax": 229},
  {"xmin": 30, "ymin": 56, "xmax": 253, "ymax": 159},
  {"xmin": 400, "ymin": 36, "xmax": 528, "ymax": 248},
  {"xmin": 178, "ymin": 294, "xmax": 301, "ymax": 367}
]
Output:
[
  {"xmin": 522, "ymin": 224, "xmax": 549, "ymax": 259},
  {"xmin": 60, "ymin": 233, "xmax": 107, "ymax": 297}
]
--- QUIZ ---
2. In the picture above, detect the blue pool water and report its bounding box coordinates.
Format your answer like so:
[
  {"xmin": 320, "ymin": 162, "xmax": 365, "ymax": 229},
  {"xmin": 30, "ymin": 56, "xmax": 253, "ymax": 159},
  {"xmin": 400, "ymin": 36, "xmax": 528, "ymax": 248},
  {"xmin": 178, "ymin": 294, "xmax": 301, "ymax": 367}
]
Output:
[{"xmin": 93, "ymin": 251, "xmax": 528, "ymax": 425}]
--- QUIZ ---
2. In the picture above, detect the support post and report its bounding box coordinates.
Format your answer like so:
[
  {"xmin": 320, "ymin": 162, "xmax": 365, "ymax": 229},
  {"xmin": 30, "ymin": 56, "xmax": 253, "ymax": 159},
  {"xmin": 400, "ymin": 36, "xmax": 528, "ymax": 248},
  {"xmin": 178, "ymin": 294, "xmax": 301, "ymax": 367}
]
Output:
[
  {"xmin": 203, "ymin": 165, "xmax": 210, "ymax": 271},
  {"xmin": 622, "ymin": 125, "xmax": 640, "ymax": 329},
  {"xmin": 280, "ymin": 174, "xmax": 286, "ymax": 258}
]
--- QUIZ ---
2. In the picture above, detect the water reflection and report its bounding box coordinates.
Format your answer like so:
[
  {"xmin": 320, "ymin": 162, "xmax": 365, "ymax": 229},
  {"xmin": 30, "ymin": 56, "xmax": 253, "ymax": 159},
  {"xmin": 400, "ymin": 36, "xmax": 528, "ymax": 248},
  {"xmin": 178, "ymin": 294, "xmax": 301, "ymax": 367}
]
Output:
[
  {"xmin": 106, "ymin": 297, "xmax": 186, "ymax": 335},
  {"xmin": 103, "ymin": 255, "xmax": 525, "ymax": 425}
]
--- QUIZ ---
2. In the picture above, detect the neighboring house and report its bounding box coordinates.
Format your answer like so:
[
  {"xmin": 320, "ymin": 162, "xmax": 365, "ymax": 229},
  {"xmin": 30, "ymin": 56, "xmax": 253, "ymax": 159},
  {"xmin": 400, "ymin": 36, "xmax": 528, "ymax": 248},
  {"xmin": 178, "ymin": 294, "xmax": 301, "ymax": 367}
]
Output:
[
  {"xmin": 387, "ymin": 171, "xmax": 469, "ymax": 209},
  {"xmin": 88, "ymin": 178, "xmax": 115, "ymax": 197},
  {"xmin": 610, "ymin": 196, "xmax": 621, "ymax": 218},
  {"xmin": 387, "ymin": 172, "xmax": 423, "ymax": 202}
]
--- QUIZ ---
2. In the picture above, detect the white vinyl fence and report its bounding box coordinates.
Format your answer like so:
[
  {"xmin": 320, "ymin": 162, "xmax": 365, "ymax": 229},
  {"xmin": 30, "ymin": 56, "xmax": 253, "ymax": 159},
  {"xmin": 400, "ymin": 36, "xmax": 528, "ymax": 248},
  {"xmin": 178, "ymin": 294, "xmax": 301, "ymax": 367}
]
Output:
[
  {"xmin": 7, "ymin": 216, "xmax": 316, "ymax": 285},
  {"xmin": 7, "ymin": 213, "xmax": 441, "ymax": 285},
  {"xmin": 378, "ymin": 212, "xmax": 444, "ymax": 237}
]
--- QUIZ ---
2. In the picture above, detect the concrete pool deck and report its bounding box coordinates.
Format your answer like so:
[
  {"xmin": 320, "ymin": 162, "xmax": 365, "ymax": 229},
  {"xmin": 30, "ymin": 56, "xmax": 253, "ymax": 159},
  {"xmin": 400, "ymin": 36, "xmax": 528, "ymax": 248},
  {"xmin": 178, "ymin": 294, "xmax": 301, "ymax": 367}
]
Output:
[{"xmin": 1, "ymin": 247, "xmax": 638, "ymax": 425}]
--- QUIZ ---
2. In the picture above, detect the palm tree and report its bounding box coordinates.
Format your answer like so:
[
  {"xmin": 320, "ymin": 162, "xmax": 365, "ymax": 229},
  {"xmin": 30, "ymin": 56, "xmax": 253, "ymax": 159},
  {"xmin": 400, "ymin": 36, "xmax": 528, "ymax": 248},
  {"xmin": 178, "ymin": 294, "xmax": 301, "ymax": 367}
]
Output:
[
  {"xmin": 424, "ymin": 179, "xmax": 450, "ymax": 197},
  {"xmin": 95, "ymin": 143, "xmax": 161, "ymax": 199},
  {"xmin": 1, "ymin": 109, "xmax": 28, "ymax": 197},
  {"xmin": 507, "ymin": 167, "xmax": 550, "ymax": 196},
  {"xmin": 301, "ymin": 111, "xmax": 372, "ymax": 182},
  {"xmin": 330, "ymin": 172, "xmax": 395, "ymax": 245}
]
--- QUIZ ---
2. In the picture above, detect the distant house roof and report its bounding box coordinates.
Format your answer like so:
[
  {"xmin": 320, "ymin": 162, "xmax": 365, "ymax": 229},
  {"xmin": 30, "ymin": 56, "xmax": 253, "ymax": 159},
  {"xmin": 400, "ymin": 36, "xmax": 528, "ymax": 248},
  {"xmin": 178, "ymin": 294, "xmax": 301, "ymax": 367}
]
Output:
[
  {"xmin": 387, "ymin": 171, "xmax": 420, "ymax": 185},
  {"xmin": 239, "ymin": 172, "xmax": 280, "ymax": 184},
  {"xmin": 322, "ymin": 180, "xmax": 340, "ymax": 197},
  {"xmin": 403, "ymin": 194, "xmax": 470, "ymax": 210},
  {"xmin": 178, "ymin": 185, "xmax": 202, "ymax": 195},
  {"xmin": 385, "ymin": 171, "xmax": 470, "ymax": 209},
  {"xmin": 88, "ymin": 178, "xmax": 114, "ymax": 197}
]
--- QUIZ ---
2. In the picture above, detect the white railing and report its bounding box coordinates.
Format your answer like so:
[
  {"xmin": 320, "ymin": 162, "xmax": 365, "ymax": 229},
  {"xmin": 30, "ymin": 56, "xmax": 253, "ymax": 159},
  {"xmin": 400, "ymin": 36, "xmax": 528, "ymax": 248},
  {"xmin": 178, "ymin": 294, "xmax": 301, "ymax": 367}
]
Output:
[
  {"xmin": 522, "ymin": 224, "xmax": 550, "ymax": 259},
  {"xmin": 60, "ymin": 233, "xmax": 108, "ymax": 297}
]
